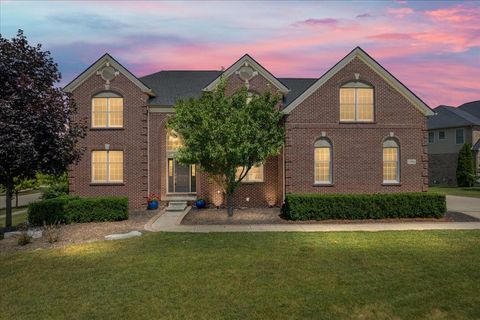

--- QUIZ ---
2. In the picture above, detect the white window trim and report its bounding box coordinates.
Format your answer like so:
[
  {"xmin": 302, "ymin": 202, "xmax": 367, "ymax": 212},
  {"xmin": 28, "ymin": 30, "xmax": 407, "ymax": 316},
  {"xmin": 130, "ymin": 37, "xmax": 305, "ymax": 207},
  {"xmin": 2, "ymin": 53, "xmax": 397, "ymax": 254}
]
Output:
[
  {"xmin": 91, "ymin": 150, "xmax": 124, "ymax": 183},
  {"xmin": 314, "ymin": 142, "xmax": 333, "ymax": 185},
  {"xmin": 340, "ymin": 86, "xmax": 374, "ymax": 123},
  {"xmin": 91, "ymin": 96, "xmax": 124, "ymax": 129},
  {"xmin": 383, "ymin": 142, "xmax": 400, "ymax": 184},
  {"xmin": 455, "ymin": 128, "xmax": 465, "ymax": 145}
]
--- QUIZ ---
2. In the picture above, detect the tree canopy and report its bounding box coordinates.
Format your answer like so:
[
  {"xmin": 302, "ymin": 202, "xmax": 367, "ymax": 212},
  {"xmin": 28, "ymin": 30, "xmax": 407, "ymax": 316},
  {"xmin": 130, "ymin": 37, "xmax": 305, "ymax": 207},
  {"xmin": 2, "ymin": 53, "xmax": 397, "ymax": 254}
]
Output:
[{"xmin": 167, "ymin": 79, "xmax": 284, "ymax": 215}]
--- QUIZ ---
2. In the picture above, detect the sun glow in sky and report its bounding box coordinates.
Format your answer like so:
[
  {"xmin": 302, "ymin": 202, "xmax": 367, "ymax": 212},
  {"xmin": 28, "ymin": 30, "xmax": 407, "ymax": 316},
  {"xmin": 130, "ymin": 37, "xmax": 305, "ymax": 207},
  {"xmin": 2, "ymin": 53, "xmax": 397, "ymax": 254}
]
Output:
[{"xmin": 1, "ymin": 0, "xmax": 479, "ymax": 107}]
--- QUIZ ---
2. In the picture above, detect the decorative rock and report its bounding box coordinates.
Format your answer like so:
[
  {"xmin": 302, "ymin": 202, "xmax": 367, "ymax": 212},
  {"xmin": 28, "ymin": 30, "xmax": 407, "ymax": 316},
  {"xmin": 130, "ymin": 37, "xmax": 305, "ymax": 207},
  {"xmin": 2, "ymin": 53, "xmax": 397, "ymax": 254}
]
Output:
[
  {"xmin": 104, "ymin": 231, "xmax": 142, "ymax": 241},
  {"xmin": 3, "ymin": 229, "xmax": 42, "ymax": 239}
]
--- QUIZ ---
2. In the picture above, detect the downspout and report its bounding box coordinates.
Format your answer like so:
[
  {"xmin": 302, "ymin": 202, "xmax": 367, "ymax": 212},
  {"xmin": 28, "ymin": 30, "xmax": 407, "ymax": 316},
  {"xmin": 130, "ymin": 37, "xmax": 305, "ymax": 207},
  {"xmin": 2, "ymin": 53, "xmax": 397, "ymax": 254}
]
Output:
[{"xmin": 147, "ymin": 106, "xmax": 150, "ymax": 195}]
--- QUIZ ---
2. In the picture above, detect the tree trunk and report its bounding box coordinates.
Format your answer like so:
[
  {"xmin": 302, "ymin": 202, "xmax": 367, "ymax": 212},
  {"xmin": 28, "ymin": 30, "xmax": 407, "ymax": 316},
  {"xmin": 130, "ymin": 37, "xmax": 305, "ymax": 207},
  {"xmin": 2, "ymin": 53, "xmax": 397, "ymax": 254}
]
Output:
[
  {"xmin": 226, "ymin": 192, "xmax": 234, "ymax": 217},
  {"xmin": 5, "ymin": 182, "xmax": 13, "ymax": 229},
  {"xmin": 15, "ymin": 190, "xmax": 19, "ymax": 208}
]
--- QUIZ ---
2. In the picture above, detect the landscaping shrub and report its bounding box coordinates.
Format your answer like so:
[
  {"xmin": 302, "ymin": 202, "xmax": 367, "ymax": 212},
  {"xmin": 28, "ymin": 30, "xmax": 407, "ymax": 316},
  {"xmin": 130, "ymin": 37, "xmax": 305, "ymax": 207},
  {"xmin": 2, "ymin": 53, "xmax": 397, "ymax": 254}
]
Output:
[
  {"xmin": 64, "ymin": 197, "xmax": 128, "ymax": 223},
  {"xmin": 456, "ymin": 143, "xmax": 476, "ymax": 187},
  {"xmin": 283, "ymin": 193, "xmax": 446, "ymax": 221},
  {"xmin": 28, "ymin": 196, "xmax": 128, "ymax": 226},
  {"xmin": 41, "ymin": 182, "xmax": 69, "ymax": 199}
]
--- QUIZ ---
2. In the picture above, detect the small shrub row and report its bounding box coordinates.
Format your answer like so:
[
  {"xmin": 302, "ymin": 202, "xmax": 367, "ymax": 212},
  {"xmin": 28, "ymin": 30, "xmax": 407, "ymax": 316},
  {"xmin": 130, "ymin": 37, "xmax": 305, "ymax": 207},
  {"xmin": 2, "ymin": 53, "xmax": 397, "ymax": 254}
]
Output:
[
  {"xmin": 283, "ymin": 193, "xmax": 446, "ymax": 221},
  {"xmin": 28, "ymin": 196, "xmax": 128, "ymax": 226}
]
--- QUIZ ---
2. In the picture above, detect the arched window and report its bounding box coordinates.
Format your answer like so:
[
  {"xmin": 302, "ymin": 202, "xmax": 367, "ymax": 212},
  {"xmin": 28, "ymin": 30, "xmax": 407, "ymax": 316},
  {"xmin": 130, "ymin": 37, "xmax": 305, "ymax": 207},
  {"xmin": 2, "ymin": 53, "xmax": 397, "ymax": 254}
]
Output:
[
  {"xmin": 314, "ymin": 138, "xmax": 332, "ymax": 184},
  {"xmin": 339, "ymin": 82, "xmax": 373, "ymax": 122},
  {"xmin": 383, "ymin": 139, "xmax": 400, "ymax": 183},
  {"xmin": 167, "ymin": 130, "xmax": 183, "ymax": 152},
  {"xmin": 92, "ymin": 92, "xmax": 123, "ymax": 128}
]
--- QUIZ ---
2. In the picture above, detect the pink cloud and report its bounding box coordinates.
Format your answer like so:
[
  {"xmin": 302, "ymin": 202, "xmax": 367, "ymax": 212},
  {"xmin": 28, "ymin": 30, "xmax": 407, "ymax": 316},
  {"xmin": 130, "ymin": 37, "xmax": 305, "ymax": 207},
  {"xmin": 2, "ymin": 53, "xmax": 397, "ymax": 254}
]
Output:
[
  {"xmin": 293, "ymin": 18, "xmax": 338, "ymax": 27},
  {"xmin": 425, "ymin": 5, "xmax": 480, "ymax": 23},
  {"xmin": 368, "ymin": 33, "xmax": 415, "ymax": 41},
  {"xmin": 387, "ymin": 7, "xmax": 414, "ymax": 18}
]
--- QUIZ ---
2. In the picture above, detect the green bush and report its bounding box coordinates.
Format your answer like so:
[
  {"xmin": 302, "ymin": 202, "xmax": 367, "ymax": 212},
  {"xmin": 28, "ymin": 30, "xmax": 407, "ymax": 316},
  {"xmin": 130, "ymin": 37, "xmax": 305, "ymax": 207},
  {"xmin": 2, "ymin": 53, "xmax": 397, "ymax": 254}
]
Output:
[
  {"xmin": 283, "ymin": 193, "xmax": 446, "ymax": 221},
  {"xmin": 64, "ymin": 197, "xmax": 128, "ymax": 223},
  {"xmin": 28, "ymin": 196, "xmax": 128, "ymax": 226},
  {"xmin": 42, "ymin": 182, "xmax": 69, "ymax": 199},
  {"xmin": 456, "ymin": 143, "xmax": 476, "ymax": 187}
]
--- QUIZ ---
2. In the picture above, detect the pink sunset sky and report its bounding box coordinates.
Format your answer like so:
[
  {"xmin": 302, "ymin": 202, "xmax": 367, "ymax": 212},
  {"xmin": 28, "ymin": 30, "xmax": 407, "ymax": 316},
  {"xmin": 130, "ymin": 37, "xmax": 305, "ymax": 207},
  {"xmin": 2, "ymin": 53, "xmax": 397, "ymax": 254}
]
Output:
[{"xmin": 1, "ymin": 0, "xmax": 479, "ymax": 108}]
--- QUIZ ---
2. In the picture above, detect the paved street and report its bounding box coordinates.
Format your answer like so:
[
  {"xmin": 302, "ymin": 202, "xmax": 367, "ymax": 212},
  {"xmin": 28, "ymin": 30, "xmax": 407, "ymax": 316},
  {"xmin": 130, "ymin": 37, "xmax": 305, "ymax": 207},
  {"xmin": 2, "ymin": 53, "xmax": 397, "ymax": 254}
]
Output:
[
  {"xmin": 0, "ymin": 192, "xmax": 42, "ymax": 210},
  {"xmin": 447, "ymin": 195, "xmax": 480, "ymax": 219}
]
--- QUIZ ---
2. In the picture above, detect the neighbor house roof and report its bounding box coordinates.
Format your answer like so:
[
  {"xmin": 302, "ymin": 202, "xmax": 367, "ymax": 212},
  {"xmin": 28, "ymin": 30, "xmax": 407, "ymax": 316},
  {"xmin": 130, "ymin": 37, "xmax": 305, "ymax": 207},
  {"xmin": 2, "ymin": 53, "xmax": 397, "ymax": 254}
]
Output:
[
  {"xmin": 458, "ymin": 100, "xmax": 480, "ymax": 119},
  {"xmin": 428, "ymin": 105, "xmax": 480, "ymax": 130}
]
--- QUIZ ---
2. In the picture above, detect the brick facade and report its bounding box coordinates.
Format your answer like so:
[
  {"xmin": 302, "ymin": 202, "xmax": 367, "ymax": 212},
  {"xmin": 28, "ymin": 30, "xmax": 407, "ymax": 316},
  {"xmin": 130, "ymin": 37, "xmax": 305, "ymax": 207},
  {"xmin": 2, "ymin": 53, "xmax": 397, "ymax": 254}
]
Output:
[{"xmin": 68, "ymin": 51, "xmax": 429, "ymax": 210}]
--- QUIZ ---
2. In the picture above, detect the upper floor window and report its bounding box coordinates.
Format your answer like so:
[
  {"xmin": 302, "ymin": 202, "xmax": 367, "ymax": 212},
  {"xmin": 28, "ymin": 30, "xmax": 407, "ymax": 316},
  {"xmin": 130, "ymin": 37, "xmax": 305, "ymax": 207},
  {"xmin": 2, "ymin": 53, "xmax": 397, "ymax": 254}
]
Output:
[
  {"xmin": 455, "ymin": 128, "xmax": 465, "ymax": 145},
  {"xmin": 438, "ymin": 131, "xmax": 446, "ymax": 140},
  {"xmin": 340, "ymin": 82, "xmax": 374, "ymax": 122},
  {"xmin": 383, "ymin": 139, "xmax": 400, "ymax": 184},
  {"xmin": 428, "ymin": 132, "xmax": 435, "ymax": 144},
  {"xmin": 92, "ymin": 92, "xmax": 123, "ymax": 128},
  {"xmin": 314, "ymin": 138, "xmax": 332, "ymax": 184},
  {"xmin": 91, "ymin": 150, "xmax": 123, "ymax": 183},
  {"xmin": 167, "ymin": 130, "xmax": 183, "ymax": 152},
  {"xmin": 236, "ymin": 164, "xmax": 264, "ymax": 183}
]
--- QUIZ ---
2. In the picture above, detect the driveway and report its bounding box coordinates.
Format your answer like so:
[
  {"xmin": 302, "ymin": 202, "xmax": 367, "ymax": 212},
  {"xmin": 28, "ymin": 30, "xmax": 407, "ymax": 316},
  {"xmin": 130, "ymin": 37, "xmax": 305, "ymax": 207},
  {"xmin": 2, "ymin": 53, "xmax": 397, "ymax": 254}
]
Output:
[
  {"xmin": 0, "ymin": 192, "xmax": 42, "ymax": 209},
  {"xmin": 447, "ymin": 195, "xmax": 480, "ymax": 219}
]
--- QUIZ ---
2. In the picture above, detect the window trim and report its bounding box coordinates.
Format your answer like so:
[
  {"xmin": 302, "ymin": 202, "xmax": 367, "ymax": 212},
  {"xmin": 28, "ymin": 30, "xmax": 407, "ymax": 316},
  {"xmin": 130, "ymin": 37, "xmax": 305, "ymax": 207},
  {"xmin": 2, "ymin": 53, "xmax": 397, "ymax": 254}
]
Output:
[
  {"xmin": 314, "ymin": 138, "xmax": 333, "ymax": 185},
  {"xmin": 428, "ymin": 131, "xmax": 435, "ymax": 144},
  {"xmin": 91, "ymin": 94, "xmax": 124, "ymax": 129},
  {"xmin": 383, "ymin": 139, "xmax": 400, "ymax": 184},
  {"xmin": 438, "ymin": 131, "xmax": 446, "ymax": 140},
  {"xmin": 91, "ymin": 150, "xmax": 124, "ymax": 184},
  {"xmin": 339, "ymin": 84, "xmax": 374, "ymax": 123},
  {"xmin": 455, "ymin": 128, "xmax": 465, "ymax": 145}
]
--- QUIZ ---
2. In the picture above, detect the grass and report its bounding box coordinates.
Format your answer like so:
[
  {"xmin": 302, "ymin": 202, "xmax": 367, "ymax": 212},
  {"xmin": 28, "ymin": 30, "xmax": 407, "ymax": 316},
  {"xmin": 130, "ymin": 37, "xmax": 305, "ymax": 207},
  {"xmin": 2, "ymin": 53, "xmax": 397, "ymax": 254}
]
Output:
[
  {"xmin": 1, "ymin": 231, "xmax": 479, "ymax": 319},
  {"xmin": 429, "ymin": 186, "xmax": 480, "ymax": 198},
  {"xmin": 0, "ymin": 206, "xmax": 28, "ymax": 228}
]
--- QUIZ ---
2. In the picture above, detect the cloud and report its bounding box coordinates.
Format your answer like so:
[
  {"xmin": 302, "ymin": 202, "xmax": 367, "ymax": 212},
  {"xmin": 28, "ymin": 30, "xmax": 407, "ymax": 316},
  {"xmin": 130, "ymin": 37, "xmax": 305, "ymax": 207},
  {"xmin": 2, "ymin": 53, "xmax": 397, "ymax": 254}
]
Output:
[
  {"xmin": 49, "ymin": 13, "xmax": 130, "ymax": 30},
  {"xmin": 368, "ymin": 33, "xmax": 414, "ymax": 41},
  {"xmin": 425, "ymin": 4, "xmax": 480, "ymax": 23},
  {"xmin": 293, "ymin": 18, "xmax": 338, "ymax": 27},
  {"xmin": 356, "ymin": 13, "xmax": 372, "ymax": 18},
  {"xmin": 387, "ymin": 7, "xmax": 414, "ymax": 18}
]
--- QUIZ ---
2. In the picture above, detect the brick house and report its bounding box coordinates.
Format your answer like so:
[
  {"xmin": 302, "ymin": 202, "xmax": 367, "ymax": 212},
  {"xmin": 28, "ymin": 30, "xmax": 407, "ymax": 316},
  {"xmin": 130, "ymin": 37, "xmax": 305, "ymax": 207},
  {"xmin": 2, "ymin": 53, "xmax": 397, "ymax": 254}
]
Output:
[
  {"xmin": 64, "ymin": 47, "xmax": 434, "ymax": 209},
  {"xmin": 428, "ymin": 101, "xmax": 480, "ymax": 185}
]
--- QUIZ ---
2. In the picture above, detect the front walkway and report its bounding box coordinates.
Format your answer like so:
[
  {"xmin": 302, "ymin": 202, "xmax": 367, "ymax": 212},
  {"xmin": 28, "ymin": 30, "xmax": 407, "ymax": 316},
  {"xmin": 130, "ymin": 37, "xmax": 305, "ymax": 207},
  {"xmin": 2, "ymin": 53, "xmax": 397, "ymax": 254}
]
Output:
[{"xmin": 145, "ymin": 195, "xmax": 480, "ymax": 232}]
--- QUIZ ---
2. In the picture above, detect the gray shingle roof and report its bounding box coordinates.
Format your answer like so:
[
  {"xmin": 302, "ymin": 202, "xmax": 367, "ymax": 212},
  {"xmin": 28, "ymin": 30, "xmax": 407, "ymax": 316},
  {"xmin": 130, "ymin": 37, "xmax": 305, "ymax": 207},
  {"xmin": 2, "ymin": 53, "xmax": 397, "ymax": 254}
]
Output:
[
  {"xmin": 458, "ymin": 100, "xmax": 480, "ymax": 119},
  {"xmin": 140, "ymin": 71, "xmax": 317, "ymax": 108},
  {"xmin": 428, "ymin": 105, "xmax": 480, "ymax": 130}
]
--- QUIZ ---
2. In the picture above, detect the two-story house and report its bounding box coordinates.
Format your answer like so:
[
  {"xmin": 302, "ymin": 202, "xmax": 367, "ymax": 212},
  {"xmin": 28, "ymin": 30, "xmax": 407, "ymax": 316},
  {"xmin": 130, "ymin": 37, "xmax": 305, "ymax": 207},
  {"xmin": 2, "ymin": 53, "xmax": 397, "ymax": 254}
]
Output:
[
  {"xmin": 64, "ymin": 47, "xmax": 433, "ymax": 209},
  {"xmin": 428, "ymin": 101, "xmax": 480, "ymax": 185}
]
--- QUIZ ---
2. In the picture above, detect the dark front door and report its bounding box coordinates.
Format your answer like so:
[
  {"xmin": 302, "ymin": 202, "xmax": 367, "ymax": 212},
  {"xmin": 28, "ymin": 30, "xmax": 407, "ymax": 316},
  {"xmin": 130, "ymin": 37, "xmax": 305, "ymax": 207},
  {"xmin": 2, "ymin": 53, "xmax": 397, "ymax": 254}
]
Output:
[{"xmin": 168, "ymin": 159, "xmax": 195, "ymax": 193}]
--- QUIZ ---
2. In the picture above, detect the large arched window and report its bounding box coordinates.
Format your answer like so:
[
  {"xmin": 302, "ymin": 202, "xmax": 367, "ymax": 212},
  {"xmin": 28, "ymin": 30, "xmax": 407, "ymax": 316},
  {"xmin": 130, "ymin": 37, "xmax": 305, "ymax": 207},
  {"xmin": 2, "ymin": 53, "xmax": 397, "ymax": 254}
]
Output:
[
  {"xmin": 339, "ymin": 82, "xmax": 374, "ymax": 122},
  {"xmin": 314, "ymin": 138, "xmax": 332, "ymax": 184},
  {"xmin": 167, "ymin": 130, "xmax": 183, "ymax": 152},
  {"xmin": 383, "ymin": 139, "xmax": 400, "ymax": 183},
  {"xmin": 91, "ymin": 92, "xmax": 124, "ymax": 128}
]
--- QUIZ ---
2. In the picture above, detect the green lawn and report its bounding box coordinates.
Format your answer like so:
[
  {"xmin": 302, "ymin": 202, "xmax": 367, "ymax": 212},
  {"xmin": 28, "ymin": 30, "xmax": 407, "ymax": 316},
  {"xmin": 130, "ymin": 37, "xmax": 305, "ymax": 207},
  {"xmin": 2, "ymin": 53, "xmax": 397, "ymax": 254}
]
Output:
[
  {"xmin": 429, "ymin": 186, "xmax": 480, "ymax": 198},
  {"xmin": 1, "ymin": 232, "xmax": 479, "ymax": 319}
]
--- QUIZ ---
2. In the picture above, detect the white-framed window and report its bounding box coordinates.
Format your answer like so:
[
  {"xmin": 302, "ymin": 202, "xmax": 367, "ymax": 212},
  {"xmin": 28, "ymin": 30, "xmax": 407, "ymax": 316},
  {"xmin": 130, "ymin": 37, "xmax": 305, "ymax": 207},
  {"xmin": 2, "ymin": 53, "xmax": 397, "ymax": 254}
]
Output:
[
  {"xmin": 167, "ymin": 130, "xmax": 183, "ymax": 152},
  {"xmin": 340, "ymin": 82, "xmax": 374, "ymax": 122},
  {"xmin": 314, "ymin": 139, "xmax": 332, "ymax": 184},
  {"xmin": 91, "ymin": 92, "xmax": 123, "ymax": 128},
  {"xmin": 383, "ymin": 139, "xmax": 400, "ymax": 184},
  {"xmin": 237, "ymin": 164, "xmax": 264, "ymax": 183},
  {"xmin": 428, "ymin": 132, "xmax": 435, "ymax": 144},
  {"xmin": 91, "ymin": 150, "xmax": 124, "ymax": 183},
  {"xmin": 438, "ymin": 131, "xmax": 446, "ymax": 140},
  {"xmin": 455, "ymin": 128, "xmax": 465, "ymax": 145}
]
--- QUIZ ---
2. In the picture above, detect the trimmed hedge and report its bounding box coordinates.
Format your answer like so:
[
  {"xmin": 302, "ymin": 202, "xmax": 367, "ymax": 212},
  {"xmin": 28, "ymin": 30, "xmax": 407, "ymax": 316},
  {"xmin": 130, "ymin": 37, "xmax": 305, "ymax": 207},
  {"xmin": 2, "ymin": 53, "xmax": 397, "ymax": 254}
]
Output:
[
  {"xmin": 283, "ymin": 193, "xmax": 446, "ymax": 221},
  {"xmin": 28, "ymin": 196, "xmax": 128, "ymax": 226}
]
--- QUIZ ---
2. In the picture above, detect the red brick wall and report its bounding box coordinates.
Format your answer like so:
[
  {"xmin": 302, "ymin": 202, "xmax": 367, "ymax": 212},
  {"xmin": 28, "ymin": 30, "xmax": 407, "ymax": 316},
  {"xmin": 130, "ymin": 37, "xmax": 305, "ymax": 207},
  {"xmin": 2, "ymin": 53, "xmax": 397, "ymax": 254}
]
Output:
[
  {"xmin": 69, "ymin": 72, "xmax": 149, "ymax": 209},
  {"xmin": 285, "ymin": 57, "xmax": 428, "ymax": 194}
]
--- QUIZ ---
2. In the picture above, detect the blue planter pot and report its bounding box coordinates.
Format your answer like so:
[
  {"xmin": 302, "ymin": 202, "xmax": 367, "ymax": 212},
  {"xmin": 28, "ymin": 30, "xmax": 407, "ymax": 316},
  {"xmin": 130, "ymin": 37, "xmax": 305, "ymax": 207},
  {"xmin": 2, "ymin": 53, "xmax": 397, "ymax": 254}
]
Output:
[
  {"xmin": 148, "ymin": 200, "xmax": 159, "ymax": 210},
  {"xmin": 195, "ymin": 199, "xmax": 206, "ymax": 209}
]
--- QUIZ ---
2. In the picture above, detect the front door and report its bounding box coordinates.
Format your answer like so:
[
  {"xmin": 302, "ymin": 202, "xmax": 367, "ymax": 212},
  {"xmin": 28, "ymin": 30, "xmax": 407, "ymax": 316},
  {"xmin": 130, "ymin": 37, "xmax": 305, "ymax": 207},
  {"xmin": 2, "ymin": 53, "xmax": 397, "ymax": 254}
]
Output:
[{"xmin": 167, "ymin": 159, "xmax": 196, "ymax": 193}]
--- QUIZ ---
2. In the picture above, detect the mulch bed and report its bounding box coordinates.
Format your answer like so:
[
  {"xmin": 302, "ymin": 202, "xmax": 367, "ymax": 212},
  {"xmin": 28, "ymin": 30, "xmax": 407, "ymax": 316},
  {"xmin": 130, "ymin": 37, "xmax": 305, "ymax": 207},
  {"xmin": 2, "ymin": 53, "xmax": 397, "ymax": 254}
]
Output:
[
  {"xmin": 182, "ymin": 207, "xmax": 479, "ymax": 225},
  {"xmin": 0, "ymin": 208, "xmax": 161, "ymax": 252}
]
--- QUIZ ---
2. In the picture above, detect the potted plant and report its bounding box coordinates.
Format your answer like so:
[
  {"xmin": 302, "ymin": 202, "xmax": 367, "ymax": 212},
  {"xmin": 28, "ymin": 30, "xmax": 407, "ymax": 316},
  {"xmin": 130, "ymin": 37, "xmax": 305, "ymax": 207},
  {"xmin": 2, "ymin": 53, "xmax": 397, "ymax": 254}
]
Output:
[
  {"xmin": 195, "ymin": 198, "xmax": 206, "ymax": 209},
  {"xmin": 146, "ymin": 193, "xmax": 160, "ymax": 210}
]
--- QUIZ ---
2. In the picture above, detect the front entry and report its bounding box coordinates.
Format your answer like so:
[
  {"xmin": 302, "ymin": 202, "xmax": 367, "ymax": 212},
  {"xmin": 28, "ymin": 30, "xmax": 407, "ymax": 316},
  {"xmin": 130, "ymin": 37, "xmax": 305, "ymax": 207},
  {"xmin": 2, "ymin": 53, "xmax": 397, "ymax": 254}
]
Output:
[{"xmin": 167, "ymin": 158, "xmax": 196, "ymax": 193}]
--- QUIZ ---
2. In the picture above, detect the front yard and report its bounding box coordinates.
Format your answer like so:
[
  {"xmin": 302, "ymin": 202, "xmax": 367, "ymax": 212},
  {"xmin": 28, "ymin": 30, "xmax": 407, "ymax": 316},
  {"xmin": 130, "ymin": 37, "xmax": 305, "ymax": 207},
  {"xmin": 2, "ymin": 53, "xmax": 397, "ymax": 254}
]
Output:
[{"xmin": 1, "ymin": 231, "xmax": 479, "ymax": 319}]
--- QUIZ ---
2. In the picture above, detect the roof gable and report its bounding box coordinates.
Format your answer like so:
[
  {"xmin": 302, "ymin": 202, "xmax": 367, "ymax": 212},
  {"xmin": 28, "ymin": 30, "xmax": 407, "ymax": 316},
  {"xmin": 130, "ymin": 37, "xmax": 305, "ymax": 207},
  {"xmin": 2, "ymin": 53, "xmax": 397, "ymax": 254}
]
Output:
[
  {"xmin": 63, "ymin": 53, "xmax": 154, "ymax": 95},
  {"xmin": 282, "ymin": 47, "xmax": 434, "ymax": 116},
  {"xmin": 203, "ymin": 54, "xmax": 290, "ymax": 94}
]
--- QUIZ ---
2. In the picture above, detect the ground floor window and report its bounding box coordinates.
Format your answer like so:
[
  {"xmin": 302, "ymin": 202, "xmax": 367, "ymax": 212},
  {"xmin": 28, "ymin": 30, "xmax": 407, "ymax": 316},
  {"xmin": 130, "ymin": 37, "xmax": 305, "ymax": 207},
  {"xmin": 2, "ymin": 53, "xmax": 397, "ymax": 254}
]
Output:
[
  {"xmin": 314, "ymin": 138, "xmax": 332, "ymax": 184},
  {"xmin": 383, "ymin": 139, "xmax": 400, "ymax": 184},
  {"xmin": 237, "ymin": 164, "xmax": 264, "ymax": 183},
  {"xmin": 92, "ymin": 150, "xmax": 123, "ymax": 183}
]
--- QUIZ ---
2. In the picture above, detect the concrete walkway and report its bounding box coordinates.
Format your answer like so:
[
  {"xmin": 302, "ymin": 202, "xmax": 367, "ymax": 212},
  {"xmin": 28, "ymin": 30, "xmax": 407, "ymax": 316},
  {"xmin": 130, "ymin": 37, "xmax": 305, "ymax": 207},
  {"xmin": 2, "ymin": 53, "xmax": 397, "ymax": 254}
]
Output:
[{"xmin": 146, "ymin": 203, "xmax": 480, "ymax": 233}]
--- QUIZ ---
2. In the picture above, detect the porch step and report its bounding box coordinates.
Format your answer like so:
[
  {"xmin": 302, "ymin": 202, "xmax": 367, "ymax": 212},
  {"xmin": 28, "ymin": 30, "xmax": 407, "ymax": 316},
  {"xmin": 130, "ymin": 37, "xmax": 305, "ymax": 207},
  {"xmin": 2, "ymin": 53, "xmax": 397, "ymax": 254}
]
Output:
[{"xmin": 166, "ymin": 201, "xmax": 188, "ymax": 212}]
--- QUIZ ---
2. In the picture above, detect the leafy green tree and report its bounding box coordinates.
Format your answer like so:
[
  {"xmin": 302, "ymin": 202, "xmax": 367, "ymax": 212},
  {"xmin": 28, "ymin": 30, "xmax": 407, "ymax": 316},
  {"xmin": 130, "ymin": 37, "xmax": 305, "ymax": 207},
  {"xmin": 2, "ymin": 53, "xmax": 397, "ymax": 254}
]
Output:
[
  {"xmin": 456, "ymin": 143, "xmax": 476, "ymax": 187},
  {"xmin": 12, "ymin": 177, "xmax": 39, "ymax": 207},
  {"xmin": 167, "ymin": 80, "xmax": 284, "ymax": 216},
  {"xmin": 0, "ymin": 30, "xmax": 85, "ymax": 229}
]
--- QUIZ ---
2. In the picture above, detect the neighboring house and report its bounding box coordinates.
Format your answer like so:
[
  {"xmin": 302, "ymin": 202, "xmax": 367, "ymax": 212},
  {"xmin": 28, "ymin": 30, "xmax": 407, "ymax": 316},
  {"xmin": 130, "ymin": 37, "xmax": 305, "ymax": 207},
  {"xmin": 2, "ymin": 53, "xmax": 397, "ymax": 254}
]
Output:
[
  {"xmin": 428, "ymin": 101, "xmax": 480, "ymax": 185},
  {"xmin": 64, "ymin": 47, "xmax": 433, "ymax": 209}
]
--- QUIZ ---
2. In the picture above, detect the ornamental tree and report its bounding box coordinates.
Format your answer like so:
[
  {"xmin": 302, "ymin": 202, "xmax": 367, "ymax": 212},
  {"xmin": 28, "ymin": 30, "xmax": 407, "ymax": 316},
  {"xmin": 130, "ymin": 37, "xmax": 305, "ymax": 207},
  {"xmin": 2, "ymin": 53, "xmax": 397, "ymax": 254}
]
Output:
[
  {"xmin": 0, "ymin": 30, "xmax": 86, "ymax": 229},
  {"xmin": 456, "ymin": 143, "xmax": 476, "ymax": 187},
  {"xmin": 167, "ymin": 79, "xmax": 284, "ymax": 216}
]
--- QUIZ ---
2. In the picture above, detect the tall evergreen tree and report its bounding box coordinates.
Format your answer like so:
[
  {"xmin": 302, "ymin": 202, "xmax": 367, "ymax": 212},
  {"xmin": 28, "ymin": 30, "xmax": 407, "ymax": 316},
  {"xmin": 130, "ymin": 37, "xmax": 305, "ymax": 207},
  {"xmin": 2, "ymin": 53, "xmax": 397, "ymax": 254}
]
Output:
[{"xmin": 456, "ymin": 143, "xmax": 476, "ymax": 187}]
